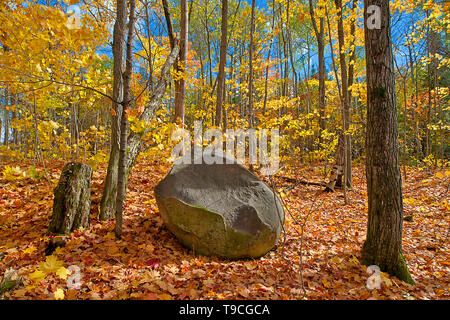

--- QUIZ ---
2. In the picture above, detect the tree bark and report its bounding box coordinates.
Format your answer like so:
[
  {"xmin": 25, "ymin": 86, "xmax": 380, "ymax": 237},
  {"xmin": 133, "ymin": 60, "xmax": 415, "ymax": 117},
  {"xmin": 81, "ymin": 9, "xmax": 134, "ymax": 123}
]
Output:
[
  {"xmin": 100, "ymin": 4, "xmax": 180, "ymax": 221},
  {"xmin": 161, "ymin": 0, "xmax": 175, "ymax": 49},
  {"xmin": 0, "ymin": 101, "xmax": 2, "ymax": 145},
  {"xmin": 347, "ymin": 0, "xmax": 357, "ymax": 101},
  {"xmin": 99, "ymin": 0, "xmax": 127, "ymax": 221},
  {"xmin": 174, "ymin": 0, "xmax": 189, "ymax": 124},
  {"xmin": 308, "ymin": 0, "xmax": 326, "ymax": 142},
  {"xmin": 144, "ymin": 3, "xmax": 154, "ymax": 92},
  {"xmin": 48, "ymin": 162, "xmax": 92, "ymax": 235},
  {"xmin": 4, "ymin": 89, "xmax": 9, "ymax": 147},
  {"xmin": 248, "ymin": 0, "xmax": 256, "ymax": 127},
  {"xmin": 334, "ymin": 0, "xmax": 351, "ymax": 190},
  {"xmin": 346, "ymin": 0, "xmax": 357, "ymax": 178},
  {"xmin": 214, "ymin": 0, "xmax": 228, "ymax": 127},
  {"xmin": 286, "ymin": 0, "xmax": 298, "ymax": 97},
  {"xmin": 205, "ymin": 1, "xmax": 213, "ymax": 88},
  {"xmin": 263, "ymin": 0, "xmax": 276, "ymax": 114},
  {"xmin": 115, "ymin": 0, "xmax": 137, "ymax": 239},
  {"xmin": 325, "ymin": 134, "xmax": 344, "ymax": 192},
  {"xmin": 361, "ymin": 0, "xmax": 414, "ymax": 284}
]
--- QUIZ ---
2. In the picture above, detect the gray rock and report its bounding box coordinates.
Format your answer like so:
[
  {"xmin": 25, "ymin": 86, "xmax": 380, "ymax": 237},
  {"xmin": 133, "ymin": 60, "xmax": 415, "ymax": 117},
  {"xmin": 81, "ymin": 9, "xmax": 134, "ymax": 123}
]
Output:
[{"xmin": 154, "ymin": 152, "xmax": 284, "ymax": 258}]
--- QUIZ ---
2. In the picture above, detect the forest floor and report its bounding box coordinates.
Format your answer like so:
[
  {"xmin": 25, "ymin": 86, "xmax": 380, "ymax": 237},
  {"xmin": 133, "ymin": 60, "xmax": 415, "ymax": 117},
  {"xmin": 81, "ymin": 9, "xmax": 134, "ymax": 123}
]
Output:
[{"xmin": 0, "ymin": 158, "xmax": 448, "ymax": 300}]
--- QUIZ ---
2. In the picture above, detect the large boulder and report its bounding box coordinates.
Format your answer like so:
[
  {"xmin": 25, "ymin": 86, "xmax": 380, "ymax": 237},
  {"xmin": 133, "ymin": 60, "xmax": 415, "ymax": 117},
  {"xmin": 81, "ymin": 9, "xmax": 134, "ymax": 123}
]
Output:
[{"xmin": 154, "ymin": 152, "xmax": 284, "ymax": 258}]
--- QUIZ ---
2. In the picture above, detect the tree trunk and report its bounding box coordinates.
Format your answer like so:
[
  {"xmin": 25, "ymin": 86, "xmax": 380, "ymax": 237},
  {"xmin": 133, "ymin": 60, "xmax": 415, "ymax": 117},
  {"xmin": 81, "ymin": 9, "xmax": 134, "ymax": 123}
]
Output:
[
  {"xmin": 308, "ymin": 0, "xmax": 326, "ymax": 142},
  {"xmin": 100, "ymin": 0, "xmax": 179, "ymax": 221},
  {"xmin": 215, "ymin": 0, "xmax": 228, "ymax": 127},
  {"xmin": 325, "ymin": 134, "xmax": 344, "ymax": 192},
  {"xmin": 0, "ymin": 89, "xmax": 4, "ymax": 146},
  {"xmin": 263, "ymin": 0, "xmax": 276, "ymax": 114},
  {"xmin": 407, "ymin": 43, "xmax": 422, "ymax": 159},
  {"xmin": 361, "ymin": 0, "xmax": 414, "ymax": 284},
  {"xmin": 99, "ymin": 0, "xmax": 127, "ymax": 221},
  {"xmin": 174, "ymin": 0, "xmax": 189, "ymax": 124},
  {"xmin": 161, "ymin": 0, "xmax": 175, "ymax": 49},
  {"xmin": 48, "ymin": 162, "xmax": 92, "ymax": 235},
  {"xmin": 347, "ymin": 0, "xmax": 357, "ymax": 102},
  {"xmin": 12, "ymin": 107, "xmax": 16, "ymax": 145},
  {"xmin": 4, "ymin": 89, "xmax": 9, "ymax": 147},
  {"xmin": 325, "ymin": 6, "xmax": 345, "ymax": 190},
  {"xmin": 144, "ymin": 3, "xmax": 154, "ymax": 92},
  {"xmin": 100, "ymin": 43, "xmax": 180, "ymax": 219},
  {"xmin": 0, "ymin": 103, "xmax": 2, "ymax": 145},
  {"xmin": 115, "ymin": 0, "xmax": 137, "ymax": 239},
  {"xmin": 204, "ymin": 1, "xmax": 213, "ymax": 88},
  {"xmin": 286, "ymin": 0, "xmax": 298, "ymax": 98},
  {"xmin": 277, "ymin": 32, "xmax": 283, "ymax": 99},
  {"xmin": 334, "ymin": 0, "xmax": 351, "ymax": 190},
  {"xmin": 346, "ymin": 0, "xmax": 357, "ymax": 178},
  {"xmin": 317, "ymin": 18, "xmax": 326, "ymax": 140},
  {"xmin": 248, "ymin": 0, "xmax": 256, "ymax": 127}
]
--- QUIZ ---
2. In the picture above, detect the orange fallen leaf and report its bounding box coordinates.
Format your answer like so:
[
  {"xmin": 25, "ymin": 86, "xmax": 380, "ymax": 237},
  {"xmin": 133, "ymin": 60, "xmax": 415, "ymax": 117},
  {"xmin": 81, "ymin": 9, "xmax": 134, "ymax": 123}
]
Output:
[{"xmin": 158, "ymin": 293, "xmax": 172, "ymax": 300}]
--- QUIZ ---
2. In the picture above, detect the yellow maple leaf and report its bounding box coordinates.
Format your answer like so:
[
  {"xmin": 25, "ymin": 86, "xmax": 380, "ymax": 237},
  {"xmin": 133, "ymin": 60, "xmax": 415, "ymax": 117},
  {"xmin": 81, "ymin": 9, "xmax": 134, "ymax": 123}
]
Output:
[
  {"xmin": 13, "ymin": 288, "xmax": 27, "ymax": 297},
  {"xmin": 56, "ymin": 266, "xmax": 70, "ymax": 280},
  {"xmin": 39, "ymin": 255, "xmax": 64, "ymax": 274},
  {"xmin": 349, "ymin": 255, "xmax": 359, "ymax": 265},
  {"xmin": 26, "ymin": 284, "xmax": 36, "ymax": 291},
  {"xmin": 54, "ymin": 288, "xmax": 65, "ymax": 300},
  {"xmin": 105, "ymin": 232, "xmax": 116, "ymax": 240},
  {"xmin": 435, "ymin": 171, "xmax": 445, "ymax": 179},
  {"xmin": 23, "ymin": 246, "xmax": 36, "ymax": 255},
  {"xmin": 383, "ymin": 277, "xmax": 392, "ymax": 288},
  {"xmin": 330, "ymin": 256, "xmax": 341, "ymax": 264},
  {"xmin": 53, "ymin": 247, "xmax": 65, "ymax": 255},
  {"xmin": 107, "ymin": 246, "xmax": 120, "ymax": 256},
  {"xmin": 29, "ymin": 270, "xmax": 46, "ymax": 282}
]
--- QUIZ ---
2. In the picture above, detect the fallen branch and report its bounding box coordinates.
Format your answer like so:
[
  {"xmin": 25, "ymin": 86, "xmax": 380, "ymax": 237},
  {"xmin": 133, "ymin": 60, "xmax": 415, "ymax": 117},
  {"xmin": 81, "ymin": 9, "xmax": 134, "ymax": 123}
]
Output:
[{"xmin": 275, "ymin": 175, "xmax": 327, "ymax": 188}]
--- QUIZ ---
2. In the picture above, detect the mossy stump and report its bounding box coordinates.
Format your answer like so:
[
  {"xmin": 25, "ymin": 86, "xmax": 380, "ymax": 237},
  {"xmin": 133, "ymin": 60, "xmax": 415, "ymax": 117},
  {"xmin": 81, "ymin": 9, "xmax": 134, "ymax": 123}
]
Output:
[{"xmin": 48, "ymin": 162, "xmax": 92, "ymax": 235}]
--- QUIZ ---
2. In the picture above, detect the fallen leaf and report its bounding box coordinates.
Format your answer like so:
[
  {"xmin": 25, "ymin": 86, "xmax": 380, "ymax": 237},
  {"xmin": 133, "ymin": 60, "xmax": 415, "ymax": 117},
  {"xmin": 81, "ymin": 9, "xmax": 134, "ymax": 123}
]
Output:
[
  {"xmin": 23, "ymin": 246, "xmax": 36, "ymax": 255},
  {"xmin": 56, "ymin": 266, "xmax": 70, "ymax": 280},
  {"xmin": 158, "ymin": 293, "xmax": 172, "ymax": 300},
  {"xmin": 39, "ymin": 255, "xmax": 64, "ymax": 274},
  {"xmin": 54, "ymin": 288, "xmax": 64, "ymax": 300},
  {"xmin": 28, "ymin": 270, "xmax": 46, "ymax": 282}
]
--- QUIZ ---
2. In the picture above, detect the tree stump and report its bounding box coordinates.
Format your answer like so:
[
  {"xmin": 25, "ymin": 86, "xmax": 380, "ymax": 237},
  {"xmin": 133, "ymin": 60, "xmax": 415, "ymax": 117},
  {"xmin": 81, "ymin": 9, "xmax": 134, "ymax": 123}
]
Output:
[
  {"xmin": 325, "ymin": 134, "xmax": 344, "ymax": 192},
  {"xmin": 48, "ymin": 162, "xmax": 92, "ymax": 235}
]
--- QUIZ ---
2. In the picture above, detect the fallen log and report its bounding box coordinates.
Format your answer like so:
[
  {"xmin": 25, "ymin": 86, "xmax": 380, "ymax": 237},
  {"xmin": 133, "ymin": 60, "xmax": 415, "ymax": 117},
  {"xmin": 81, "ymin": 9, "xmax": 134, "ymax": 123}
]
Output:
[{"xmin": 275, "ymin": 175, "xmax": 327, "ymax": 188}]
